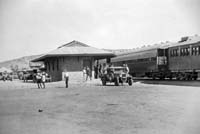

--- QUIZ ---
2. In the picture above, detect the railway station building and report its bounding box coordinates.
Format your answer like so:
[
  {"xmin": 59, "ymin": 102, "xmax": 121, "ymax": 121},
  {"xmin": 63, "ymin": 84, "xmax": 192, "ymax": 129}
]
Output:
[{"xmin": 31, "ymin": 40, "xmax": 115, "ymax": 81}]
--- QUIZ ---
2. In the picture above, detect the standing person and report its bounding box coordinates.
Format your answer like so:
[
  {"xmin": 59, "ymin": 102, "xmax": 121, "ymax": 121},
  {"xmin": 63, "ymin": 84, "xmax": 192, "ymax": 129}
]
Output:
[
  {"xmin": 86, "ymin": 66, "xmax": 91, "ymax": 81},
  {"xmin": 41, "ymin": 72, "xmax": 46, "ymax": 89},
  {"xmin": 94, "ymin": 65, "xmax": 98, "ymax": 79},
  {"xmin": 98, "ymin": 64, "xmax": 102, "ymax": 78},
  {"xmin": 36, "ymin": 72, "xmax": 42, "ymax": 89},
  {"xmin": 82, "ymin": 67, "xmax": 86, "ymax": 81},
  {"xmin": 64, "ymin": 70, "xmax": 69, "ymax": 88},
  {"xmin": 123, "ymin": 64, "xmax": 129, "ymax": 74}
]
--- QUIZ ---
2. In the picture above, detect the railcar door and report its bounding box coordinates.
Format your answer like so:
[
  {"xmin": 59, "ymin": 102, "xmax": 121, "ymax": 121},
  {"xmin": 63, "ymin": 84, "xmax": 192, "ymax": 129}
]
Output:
[{"xmin": 157, "ymin": 49, "xmax": 168, "ymax": 72}]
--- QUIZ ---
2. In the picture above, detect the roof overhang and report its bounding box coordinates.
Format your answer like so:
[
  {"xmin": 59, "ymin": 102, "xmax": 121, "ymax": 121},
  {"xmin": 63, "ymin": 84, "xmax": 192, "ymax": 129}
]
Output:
[{"xmin": 31, "ymin": 53, "xmax": 116, "ymax": 62}]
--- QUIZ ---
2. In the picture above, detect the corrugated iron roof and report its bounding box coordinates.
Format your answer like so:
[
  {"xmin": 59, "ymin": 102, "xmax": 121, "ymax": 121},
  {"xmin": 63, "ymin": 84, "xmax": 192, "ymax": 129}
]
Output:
[{"xmin": 32, "ymin": 40, "xmax": 115, "ymax": 62}]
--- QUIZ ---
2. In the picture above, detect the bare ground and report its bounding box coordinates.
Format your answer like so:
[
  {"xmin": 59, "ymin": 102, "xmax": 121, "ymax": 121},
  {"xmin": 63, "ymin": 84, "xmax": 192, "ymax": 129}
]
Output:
[{"xmin": 0, "ymin": 79, "xmax": 200, "ymax": 134}]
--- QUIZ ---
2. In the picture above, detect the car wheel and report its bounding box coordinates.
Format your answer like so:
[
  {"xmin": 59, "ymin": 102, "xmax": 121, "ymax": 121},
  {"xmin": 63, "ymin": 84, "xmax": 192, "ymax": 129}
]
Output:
[{"xmin": 128, "ymin": 79, "xmax": 132, "ymax": 86}]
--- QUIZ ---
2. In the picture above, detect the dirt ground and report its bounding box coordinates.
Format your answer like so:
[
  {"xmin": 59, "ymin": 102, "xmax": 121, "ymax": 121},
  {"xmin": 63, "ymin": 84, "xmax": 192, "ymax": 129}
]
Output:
[{"xmin": 0, "ymin": 79, "xmax": 200, "ymax": 134}]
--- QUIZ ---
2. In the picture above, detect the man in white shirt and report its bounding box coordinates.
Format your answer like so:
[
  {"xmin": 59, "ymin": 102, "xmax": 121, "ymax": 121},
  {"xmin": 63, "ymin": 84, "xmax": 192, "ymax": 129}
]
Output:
[
  {"xmin": 123, "ymin": 64, "xmax": 129, "ymax": 74},
  {"xmin": 64, "ymin": 70, "xmax": 69, "ymax": 88}
]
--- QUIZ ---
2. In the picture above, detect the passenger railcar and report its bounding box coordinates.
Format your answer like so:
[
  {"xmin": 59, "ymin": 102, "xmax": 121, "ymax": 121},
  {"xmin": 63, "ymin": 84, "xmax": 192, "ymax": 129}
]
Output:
[
  {"xmin": 168, "ymin": 36, "xmax": 200, "ymax": 80},
  {"xmin": 111, "ymin": 36, "xmax": 200, "ymax": 80},
  {"xmin": 111, "ymin": 44, "xmax": 169, "ymax": 79}
]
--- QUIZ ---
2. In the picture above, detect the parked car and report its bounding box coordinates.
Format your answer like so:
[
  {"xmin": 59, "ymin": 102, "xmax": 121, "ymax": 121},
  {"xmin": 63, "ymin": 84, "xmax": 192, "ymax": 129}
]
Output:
[
  {"xmin": 0, "ymin": 73, "xmax": 12, "ymax": 81},
  {"xmin": 101, "ymin": 66, "xmax": 133, "ymax": 86}
]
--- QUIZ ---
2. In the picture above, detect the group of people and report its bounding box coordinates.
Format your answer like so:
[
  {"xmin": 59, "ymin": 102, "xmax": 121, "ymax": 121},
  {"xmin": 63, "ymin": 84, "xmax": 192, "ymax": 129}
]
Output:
[
  {"xmin": 82, "ymin": 63, "xmax": 130, "ymax": 81},
  {"xmin": 36, "ymin": 72, "xmax": 46, "ymax": 89},
  {"xmin": 82, "ymin": 66, "xmax": 92, "ymax": 81},
  {"xmin": 35, "ymin": 63, "xmax": 129, "ymax": 89}
]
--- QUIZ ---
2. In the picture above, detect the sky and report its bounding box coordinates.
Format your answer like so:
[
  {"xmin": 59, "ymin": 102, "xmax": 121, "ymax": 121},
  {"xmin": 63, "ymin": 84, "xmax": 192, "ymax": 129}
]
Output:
[{"xmin": 0, "ymin": 0, "xmax": 200, "ymax": 62}]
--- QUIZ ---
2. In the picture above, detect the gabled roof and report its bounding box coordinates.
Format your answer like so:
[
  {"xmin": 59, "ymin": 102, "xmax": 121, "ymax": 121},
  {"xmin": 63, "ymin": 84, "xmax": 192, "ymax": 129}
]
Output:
[
  {"xmin": 32, "ymin": 40, "xmax": 115, "ymax": 62},
  {"xmin": 57, "ymin": 40, "xmax": 89, "ymax": 48}
]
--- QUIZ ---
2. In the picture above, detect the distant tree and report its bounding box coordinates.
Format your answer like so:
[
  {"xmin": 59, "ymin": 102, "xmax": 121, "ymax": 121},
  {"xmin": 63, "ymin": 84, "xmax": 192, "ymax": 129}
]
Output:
[
  {"xmin": 14, "ymin": 65, "xmax": 18, "ymax": 72},
  {"xmin": 10, "ymin": 65, "xmax": 14, "ymax": 71},
  {"xmin": 10, "ymin": 65, "xmax": 19, "ymax": 72}
]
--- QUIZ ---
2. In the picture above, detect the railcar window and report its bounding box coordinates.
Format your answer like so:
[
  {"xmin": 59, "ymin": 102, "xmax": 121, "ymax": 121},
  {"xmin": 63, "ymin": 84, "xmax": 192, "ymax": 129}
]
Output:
[
  {"xmin": 151, "ymin": 57, "xmax": 156, "ymax": 61},
  {"xmin": 170, "ymin": 49, "xmax": 178, "ymax": 57},
  {"xmin": 136, "ymin": 58, "xmax": 151, "ymax": 62},
  {"xmin": 180, "ymin": 48, "xmax": 183, "ymax": 56},
  {"xmin": 187, "ymin": 48, "xmax": 190, "ymax": 55},
  {"xmin": 192, "ymin": 47, "xmax": 195, "ymax": 55},
  {"xmin": 175, "ymin": 49, "xmax": 178, "ymax": 56},
  {"xmin": 184, "ymin": 48, "xmax": 187, "ymax": 56},
  {"xmin": 180, "ymin": 48, "xmax": 190, "ymax": 56},
  {"xmin": 186, "ymin": 48, "xmax": 190, "ymax": 56},
  {"xmin": 192, "ymin": 46, "xmax": 200, "ymax": 55},
  {"xmin": 172, "ymin": 50, "xmax": 175, "ymax": 56}
]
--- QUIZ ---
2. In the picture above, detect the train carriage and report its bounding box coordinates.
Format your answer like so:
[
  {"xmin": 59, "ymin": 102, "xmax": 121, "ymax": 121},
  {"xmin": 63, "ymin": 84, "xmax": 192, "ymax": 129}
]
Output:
[
  {"xmin": 168, "ymin": 36, "xmax": 200, "ymax": 80},
  {"xmin": 111, "ymin": 43, "xmax": 170, "ymax": 79},
  {"xmin": 110, "ymin": 35, "xmax": 200, "ymax": 80}
]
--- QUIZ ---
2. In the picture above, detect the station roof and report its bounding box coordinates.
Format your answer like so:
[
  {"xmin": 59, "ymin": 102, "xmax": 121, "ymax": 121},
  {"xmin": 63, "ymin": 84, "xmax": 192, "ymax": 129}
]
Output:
[{"xmin": 32, "ymin": 40, "xmax": 115, "ymax": 62}]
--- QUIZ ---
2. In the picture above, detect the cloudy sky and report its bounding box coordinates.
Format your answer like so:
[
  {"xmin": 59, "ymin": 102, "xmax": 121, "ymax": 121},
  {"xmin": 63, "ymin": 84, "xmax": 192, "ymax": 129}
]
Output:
[{"xmin": 0, "ymin": 0, "xmax": 199, "ymax": 62}]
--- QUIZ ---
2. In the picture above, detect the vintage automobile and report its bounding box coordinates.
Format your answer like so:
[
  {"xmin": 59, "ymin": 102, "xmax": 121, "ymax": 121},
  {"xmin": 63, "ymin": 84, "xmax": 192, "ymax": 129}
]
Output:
[
  {"xmin": 22, "ymin": 70, "xmax": 37, "ymax": 83},
  {"xmin": 0, "ymin": 73, "xmax": 13, "ymax": 81},
  {"xmin": 101, "ymin": 66, "xmax": 133, "ymax": 86}
]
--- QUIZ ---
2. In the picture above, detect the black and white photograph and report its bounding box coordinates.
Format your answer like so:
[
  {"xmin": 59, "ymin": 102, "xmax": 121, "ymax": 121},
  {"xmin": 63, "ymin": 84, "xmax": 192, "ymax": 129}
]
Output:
[{"xmin": 0, "ymin": 0, "xmax": 200, "ymax": 134}]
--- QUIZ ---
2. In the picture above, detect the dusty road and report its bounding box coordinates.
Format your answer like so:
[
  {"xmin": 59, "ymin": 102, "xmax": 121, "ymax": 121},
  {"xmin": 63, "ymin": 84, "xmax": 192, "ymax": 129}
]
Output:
[{"xmin": 0, "ymin": 80, "xmax": 200, "ymax": 134}]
